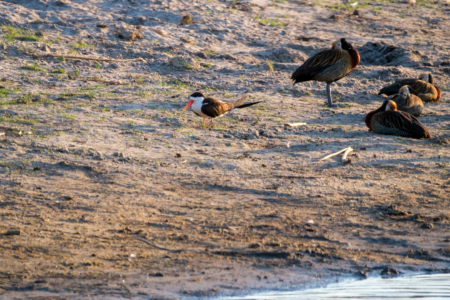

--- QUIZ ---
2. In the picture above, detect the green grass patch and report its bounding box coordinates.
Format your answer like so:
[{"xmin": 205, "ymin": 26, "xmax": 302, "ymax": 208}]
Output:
[
  {"xmin": 255, "ymin": 16, "xmax": 285, "ymax": 27},
  {"xmin": 1, "ymin": 25, "xmax": 44, "ymax": 42},
  {"xmin": 70, "ymin": 41, "xmax": 96, "ymax": 50},
  {"xmin": 22, "ymin": 63, "xmax": 47, "ymax": 73},
  {"xmin": 0, "ymin": 88, "xmax": 11, "ymax": 98},
  {"xmin": 266, "ymin": 59, "xmax": 274, "ymax": 72},
  {"xmin": 51, "ymin": 67, "xmax": 65, "ymax": 74}
]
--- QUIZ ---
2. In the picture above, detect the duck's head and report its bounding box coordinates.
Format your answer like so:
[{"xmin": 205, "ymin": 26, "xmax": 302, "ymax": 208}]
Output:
[
  {"xmin": 183, "ymin": 92, "xmax": 205, "ymax": 111},
  {"xmin": 418, "ymin": 73, "xmax": 429, "ymax": 82},
  {"xmin": 384, "ymin": 100, "xmax": 398, "ymax": 111},
  {"xmin": 332, "ymin": 38, "xmax": 353, "ymax": 50},
  {"xmin": 399, "ymin": 85, "xmax": 410, "ymax": 96}
]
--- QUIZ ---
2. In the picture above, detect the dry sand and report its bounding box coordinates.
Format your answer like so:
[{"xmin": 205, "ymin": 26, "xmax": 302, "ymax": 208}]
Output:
[{"xmin": 0, "ymin": 0, "xmax": 450, "ymax": 299}]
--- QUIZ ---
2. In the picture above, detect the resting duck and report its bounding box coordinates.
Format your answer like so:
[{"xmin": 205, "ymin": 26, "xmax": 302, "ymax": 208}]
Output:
[
  {"xmin": 390, "ymin": 85, "xmax": 424, "ymax": 117},
  {"xmin": 365, "ymin": 100, "xmax": 430, "ymax": 139},
  {"xmin": 291, "ymin": 38, "xmax": 360, "ymax": 107},
  {"xmin": 379, "ymin": 73, "xmax": 441, "ymax": 103}
]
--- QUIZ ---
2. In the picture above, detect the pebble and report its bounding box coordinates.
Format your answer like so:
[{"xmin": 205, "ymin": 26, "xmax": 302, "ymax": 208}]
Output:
[
  {"xmin": 381, "ymin": 267, "xmax": 400, "ymax": 276},
  {"xmin": 421, "ymin": 223, "xmax": 434, "ymax": 229},
  {"xmin": 113, "ymin": 152, "xmax": 124, "ymax": 157},
  {"xmin": 4, "ymin": 230, "xmax": 21, "ymax": 236},
  {"xmin": 57, "ymin": 147, "xmax": 69, "ymax": 154}
]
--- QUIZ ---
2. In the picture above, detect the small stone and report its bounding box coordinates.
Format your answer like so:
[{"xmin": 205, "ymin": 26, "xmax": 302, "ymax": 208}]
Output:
[
  {"xmin": 4, "ymin": 230, "xmax": 20, "ymax": 236},
  {"xmin": 96, "ymin": 24, "xmax": 108, "ymax": 28},
  {"xmin": 113, "ymin": 152, "xmax": 124, "ymax": 157},
  {"xmin": 110, "ymin": 62, "xmax": 120, "ymax": 69},
  {"xmin": 421, "ymin": 223, "xmax": 434, "ymax": 229},
  {"xmin": 62, "ymin": 196, "xmax": 74, "ymax": 201},
  {"xmin": 381, "ymin": 267, "xmax": 400, "ymax": 276},
  {"xmin": 175, "ymin": 153, "xmax": 182, "ymax": 158},
  {"xmin": 331, "ymin": 127, "xmax": 345, "ymax": 132},
  {"xmin": 180, "ymin": 14, "xmax": 193, "ymax": 25},
  {"xmin": 41, "ymin": 44, "xmax": 50, "ymax": 52},
  {"xmin": 55, "ymin": 0, "xmax": 68, "ymax": 6},
  {"xmin": 249, "ymin": 243, "xmax": 261, "ymax": 249},
  {"xmin": 2, "ymin": 43, "xmax": 7, "ymax": 50},
  {"xmin": 153, "ymin": 272, "xmax": 164, "ymax": 277},
  {"xmin": 57, "ymin": 147, "xmax": 69, "ymax": 154},
  {"xmin": 195, "ymin": 51, "xmax": 207, "ymax": 59},
  {"xmin": 154, "ymin": 28, "xmax": 167, "ymax": 36},
  {"xmin": 356, "ymin": 271, "xmax": 368, "ymax": 278},
  {"xmin": 118, "ymin": 30, "xmax": 143, "ymax": 41},
  {"xmin": 353, "ymin": 9, "xmax": 362, "ymax": 16},
  {"xmin": 261, "ymin": 164, "xmax": 267, "ymax": 168}
]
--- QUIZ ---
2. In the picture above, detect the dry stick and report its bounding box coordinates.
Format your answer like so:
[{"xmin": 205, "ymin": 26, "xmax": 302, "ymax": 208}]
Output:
[
  {"xmin": 342, "ymin": 147, "xmax": 353, "ymax": 164},
  {"xmin": 274, "ymin": 175, "xmax": 321, "ymax": 179},
  {"xmin": 136, "ymin": 237, "xmax": 212, "ymax": 255},
  {"xmin": 80, "ymin": 77, "xmax": 126, "ymax": 85},
  {"xmin": 319, "ymin": 147, "xmax": 351, "ymax": 162},
  {"xmin": 284, "ymin": 122, "xmax": 307, "ymax": 127},
  {"xmin": 31, "ymin": 53, "xmax": 147, "ymax": 63}
]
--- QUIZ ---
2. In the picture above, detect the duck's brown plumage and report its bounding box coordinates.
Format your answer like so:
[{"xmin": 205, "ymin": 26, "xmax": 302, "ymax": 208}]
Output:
[
  {"xmin": 291, "ymin": 38, "xmax": 360, "ymax": 107},
  {"xmin": 378, "ymin": 73, "xmax": 440, "ymax": 103},
  {"xmin": 365, "ymin": 100, "xmax": 430, "ymax": 139},
  {"xmin": 291, "ymin": 41, "xmax": 359, "ymax": 85},
  {"xmin": 391, "ymin": 86, "xmax": 424, "ymax": 117}
]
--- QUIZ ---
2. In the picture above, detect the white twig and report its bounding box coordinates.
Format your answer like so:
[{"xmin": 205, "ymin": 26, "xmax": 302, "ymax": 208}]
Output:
[
  {"xmin": 319, "ymin": 147, "xmax": 351, "ymax": 162},
  {"xmin": 342, "ymin": 147, "xmax": 353, "ymax": 164},
  {"xmin": 284, "ymin": 122, "xmax": 307, "ymax": 127}
]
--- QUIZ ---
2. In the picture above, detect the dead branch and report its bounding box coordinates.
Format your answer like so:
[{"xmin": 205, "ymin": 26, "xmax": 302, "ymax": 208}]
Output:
[
  {"xmin": 284, "ymin": 122, "xmax": 307, "ymax": 127},
  {"xmin": 80, "ymin": 76, "xmax": 126, "ymax": 85},
  {"xmin": 136, "ymin": 237, "xmax": 212, "ymax": 255},
  {"xmin": 319, "ymin": 147, "xmax": 352, "ymax": 162},
  {"xmin": 274, "ymin": 175, "xmax": 321, "ymax": 179},
  {"xmin": 31, "ymin": 53, "xmax": 147, "ymax": 63},
  {"xmin": 342, "ymin": 147, "xmax": 353, "ymax": 164}
]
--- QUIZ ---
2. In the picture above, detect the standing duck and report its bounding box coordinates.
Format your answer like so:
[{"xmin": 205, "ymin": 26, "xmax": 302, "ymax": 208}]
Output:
[
  {"xmin": 183, "ymin": 92, "xmax": 261, "ymax": 127},
  {"xmin": 365, "ymin": 100, "xmax": 430, "ymax": 139},
  {"xmin": 291, "ymin": 38, "xmax": 360, "ymax": 107},
  {"xmin": 378, "ymin": 73, "xmax": 441, "ymax": 103},
  {"xmin": 391, "ymin": 85, "xmax": 424, "ymax": 117}
]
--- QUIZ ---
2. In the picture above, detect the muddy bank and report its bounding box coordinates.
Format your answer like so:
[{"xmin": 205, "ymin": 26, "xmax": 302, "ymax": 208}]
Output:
[{"xmin": 0, "ymin": 0, "xmax": 450, "ymax": 299}]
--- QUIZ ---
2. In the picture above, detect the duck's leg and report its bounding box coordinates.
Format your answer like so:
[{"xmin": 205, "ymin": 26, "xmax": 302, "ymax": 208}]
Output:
[
  {"xmin": 326, "ymin": 83, "xmax": 335, "ymax": 107},
  {"xmin": 326, "ymin": 83, "xmax": 343, "ymax": 108}
]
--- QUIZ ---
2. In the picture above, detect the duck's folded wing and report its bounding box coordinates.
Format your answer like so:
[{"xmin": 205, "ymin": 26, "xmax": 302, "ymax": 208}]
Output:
[
  {"xmin": 374, "ymin": 111, "xmax": 429, "ymax": 138},
  {"xmin": 291, "ymin": 49, "xmax": 347, "ymax": 83},
  {"xmin": 379, "ymin": 79, "xmax": 422, "ymax": 96}
]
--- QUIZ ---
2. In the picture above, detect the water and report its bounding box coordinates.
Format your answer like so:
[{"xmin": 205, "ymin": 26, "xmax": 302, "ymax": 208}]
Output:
[{"xmin": 227, "ymin": 274, "xmax": 450, "ymax": 299}]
